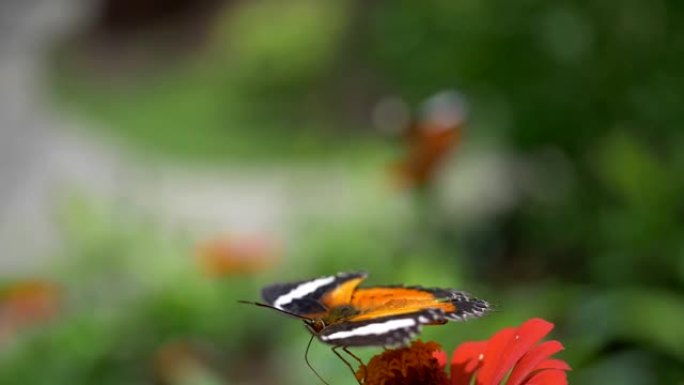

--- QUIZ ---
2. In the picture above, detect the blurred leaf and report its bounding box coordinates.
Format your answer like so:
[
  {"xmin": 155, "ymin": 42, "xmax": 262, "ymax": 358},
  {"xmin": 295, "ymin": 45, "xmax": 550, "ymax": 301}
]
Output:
[
  {"xmin": 571, "ymin": 287, "xmax": 684, "ymax": 361},
  {"xmin": 593, "ymin": 131, "xmax": 675, "ymax": 211},
  {"xmin": 573, "ymin": 350, "xmax": 658, "ymax": 385},
  {"xmin": 216, "ymin": 0, "xmax": 351, "ymax": 86}
]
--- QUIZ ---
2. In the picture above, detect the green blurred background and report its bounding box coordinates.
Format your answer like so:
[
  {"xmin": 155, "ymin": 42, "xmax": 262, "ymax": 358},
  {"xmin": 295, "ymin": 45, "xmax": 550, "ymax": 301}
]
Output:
[{"xmin": 0, "ymin": 0, "xmax": 683, "ymax": 384}]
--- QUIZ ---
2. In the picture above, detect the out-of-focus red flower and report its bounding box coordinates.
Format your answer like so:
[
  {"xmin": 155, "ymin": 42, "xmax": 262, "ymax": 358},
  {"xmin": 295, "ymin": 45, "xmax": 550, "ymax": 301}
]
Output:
[
  {"xmin": 0, "ymin": 280, "xmax": 61, "ymax": 342},
  {"xmin": 195, "ymin": 234, "xmax": 279, "ymax": 277},
  {"xmin": 434, "ymin": 318, "xmax": 571, "ymax": 385},
  {"xmin": 358, "ymin": 318, "xmax": 570, "ymax": 385},
  {"xmin": 153, "ymin": 341, "xmax": 222, "ymax": 385},
  {"xmin": 394, "ymin": 91, "xmax": 467, "ymax": 189}
]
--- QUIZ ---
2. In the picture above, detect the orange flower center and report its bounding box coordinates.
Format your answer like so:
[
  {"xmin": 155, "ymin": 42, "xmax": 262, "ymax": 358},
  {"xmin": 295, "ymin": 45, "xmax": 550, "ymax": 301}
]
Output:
[{"xmin": 356, "ymin": 340, "xmax": 449, "ymax": 385}]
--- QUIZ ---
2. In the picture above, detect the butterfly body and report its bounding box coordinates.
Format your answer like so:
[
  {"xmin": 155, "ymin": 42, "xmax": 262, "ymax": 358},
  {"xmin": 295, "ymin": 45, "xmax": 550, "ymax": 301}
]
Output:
[{"xmin": 259, "ymin": 271, "xmax": 490, "ymax": 347}]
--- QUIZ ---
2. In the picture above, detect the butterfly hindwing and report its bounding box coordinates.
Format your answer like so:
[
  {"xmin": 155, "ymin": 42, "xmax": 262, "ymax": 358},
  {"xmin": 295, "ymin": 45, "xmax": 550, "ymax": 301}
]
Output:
[{"xmin": 318, "ymin": 309, "xmax": 446, "ymax": 347}]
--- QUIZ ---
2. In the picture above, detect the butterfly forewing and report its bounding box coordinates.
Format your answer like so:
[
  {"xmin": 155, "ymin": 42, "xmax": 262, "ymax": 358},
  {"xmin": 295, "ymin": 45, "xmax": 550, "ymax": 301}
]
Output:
[
  {"xmin": 349, "ymin": 286, "xmax": 489, "ymax": 322},
  {"xmin": 261, "ymin": 271, "xmax": 367, "ymax": 317}
]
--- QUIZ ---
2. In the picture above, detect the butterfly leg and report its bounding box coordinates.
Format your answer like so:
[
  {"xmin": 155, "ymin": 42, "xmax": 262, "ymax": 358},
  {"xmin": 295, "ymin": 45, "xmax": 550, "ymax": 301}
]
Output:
[
  {"xmin": 331, "ymin": 345, "xmax": 362, "ymax": 384},
  {"xmin": 342, "ymin": 347, "xmax": 364, "ymax": 368},
  {"xmin": 343, "ymin": 347, "xmax": 366, "ymax": 384}
]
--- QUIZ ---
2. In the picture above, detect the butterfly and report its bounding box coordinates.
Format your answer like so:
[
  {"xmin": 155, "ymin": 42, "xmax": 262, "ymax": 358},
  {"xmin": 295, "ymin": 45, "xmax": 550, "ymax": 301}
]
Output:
[
  {"xmin": 240, "ymin": 271, "xmax": 490, "ymax": 384},
  {"xmin": 391, "ymin": 90, "xmax": 467, "ymax": 188}
]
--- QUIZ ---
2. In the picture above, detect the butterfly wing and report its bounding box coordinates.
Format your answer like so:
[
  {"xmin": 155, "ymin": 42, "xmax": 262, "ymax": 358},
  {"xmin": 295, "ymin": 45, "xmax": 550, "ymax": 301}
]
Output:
[
  {"xmin": 318, "ymin": 309, "xmax": 445, "ymax": 346},
  {"xmin": 261, "ymin": 271, "xmax": 367, "ymax": 318},
  {"xmin": 349, "ymin": 286, "xmax": 489, "ymax": 322},
  {"xmin": 317, "ymin": 286, "xmax": 489, "ymax": 347}
]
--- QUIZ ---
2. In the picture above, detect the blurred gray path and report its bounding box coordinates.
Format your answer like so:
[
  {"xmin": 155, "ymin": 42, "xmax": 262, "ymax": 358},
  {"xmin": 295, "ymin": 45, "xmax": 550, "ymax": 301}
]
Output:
[
  {"xmin": 0, "ymin": 0, "xmax": 350, "ymax": 276},
  {"xmin": 0, "ymin": 0, "xmax": 102, "ymax": 274},
  {"xmin": 0, "ymin": 0, "xmax": 291, "ymax": 275}
]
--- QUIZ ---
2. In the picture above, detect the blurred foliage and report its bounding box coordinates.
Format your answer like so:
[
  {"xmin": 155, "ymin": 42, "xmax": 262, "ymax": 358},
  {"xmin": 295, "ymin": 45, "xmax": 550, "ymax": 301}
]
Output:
[
  {"xmin": 6, "ymin": 0, "xmax": 682, "ymax": 384},
  {"xmin": 52, "ymin": 0, "xmax": 379, "ymax": 163},
  {"xmin": 215, "ymin": 0, "xmax": 350, "ymax": 87}
]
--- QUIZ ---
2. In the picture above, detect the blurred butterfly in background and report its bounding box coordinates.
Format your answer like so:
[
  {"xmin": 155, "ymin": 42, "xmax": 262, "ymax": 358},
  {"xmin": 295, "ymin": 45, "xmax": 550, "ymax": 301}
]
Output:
[{"xmin": 373, "ymin": 90, "xmax": 469, "ymax": 189}]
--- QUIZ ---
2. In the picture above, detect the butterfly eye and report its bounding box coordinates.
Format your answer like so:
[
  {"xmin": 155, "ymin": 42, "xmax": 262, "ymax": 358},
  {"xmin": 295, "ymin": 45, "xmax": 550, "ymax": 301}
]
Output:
[
  {"xmin": 304, "ymin": 320, "xmax": 318, "ymax": 333},
  {"xmin": 306, "ymin": 320, "xmax": 325, "ymax": 333}
]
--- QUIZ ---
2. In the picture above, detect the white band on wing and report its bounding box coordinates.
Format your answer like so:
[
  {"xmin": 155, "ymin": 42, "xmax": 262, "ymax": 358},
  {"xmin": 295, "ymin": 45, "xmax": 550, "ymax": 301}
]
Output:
[
  {"xmin": 273, "ymin": 276, "xmax": 336, "ymax": 310},
  {"xmin": 321, "ymin": 318, "xmax": 417, "ymax": 341}
]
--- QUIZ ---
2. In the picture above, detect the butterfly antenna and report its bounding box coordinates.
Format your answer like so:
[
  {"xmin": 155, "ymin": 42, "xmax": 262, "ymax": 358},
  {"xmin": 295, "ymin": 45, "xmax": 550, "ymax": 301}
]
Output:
[
  {"xmin": 237, "ymin": 300, "xmax": 310, "ymax": 320},
  {"xmin": 305, "ymin": 334, "xmax": 330, "ymax": 385}
]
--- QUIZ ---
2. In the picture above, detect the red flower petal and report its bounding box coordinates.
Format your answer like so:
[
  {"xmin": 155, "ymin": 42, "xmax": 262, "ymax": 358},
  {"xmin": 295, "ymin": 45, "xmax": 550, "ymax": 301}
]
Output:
[
  {"xmin": 434, "ymin": 350, "xmax": 448, "ymax": 368},
  {"xmin": 537, "ymin": 359, "xmax": 571, "ymax": 371},
  {"xmin": 522, "ymin": 369, "xmax": 568, "ymax": 385},
  {"xmin": 475, "ymin": 328, "xmax": 515, "ymax": 385},
  {"xmin": 451, "ymin": 341, "xmax": 487, "ymax": 385},
  {"xmin": 507, "ymin": 341, "xmax": 566, "ymax": 385},
  {"xmin": 476, "ymin": 319, "xmax": 554, "ymax": 385}
]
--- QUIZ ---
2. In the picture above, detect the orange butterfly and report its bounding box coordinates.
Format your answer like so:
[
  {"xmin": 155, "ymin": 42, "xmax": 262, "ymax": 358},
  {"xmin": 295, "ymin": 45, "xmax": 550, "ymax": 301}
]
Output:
[
  {"xmin": 241, "ymin": 271, "xmax": 489, "ymax": 384},
  {"xmin": 394, "ymin": 90, "xmax": 468, "ymax": 188}
]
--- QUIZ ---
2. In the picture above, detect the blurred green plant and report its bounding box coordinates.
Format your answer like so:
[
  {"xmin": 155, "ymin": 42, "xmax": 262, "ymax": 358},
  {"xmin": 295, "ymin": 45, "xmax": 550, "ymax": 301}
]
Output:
[{"xmin": 213, "ymin": 0, "xmax": 350, "ymax": 87}]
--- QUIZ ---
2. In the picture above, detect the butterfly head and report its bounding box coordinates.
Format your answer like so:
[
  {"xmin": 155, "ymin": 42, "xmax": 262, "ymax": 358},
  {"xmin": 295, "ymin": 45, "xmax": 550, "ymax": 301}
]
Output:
[{"xmin": 304, "ymin": 319, "xmax": 326, "ymax": 334}]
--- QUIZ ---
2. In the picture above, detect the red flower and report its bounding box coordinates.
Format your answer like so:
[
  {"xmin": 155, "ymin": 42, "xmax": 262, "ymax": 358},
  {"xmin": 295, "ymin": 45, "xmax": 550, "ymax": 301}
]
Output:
[
  {"xmin": 152, "ymin": 341, "xmax": 222, "ymax": 385},
  {"xmin": 434, "ymin": 318, "xmax": 571, "ymax": 385},
  {"xmin": 358, "ymin": 318, "xmax": 570, "ymax": 385}
]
